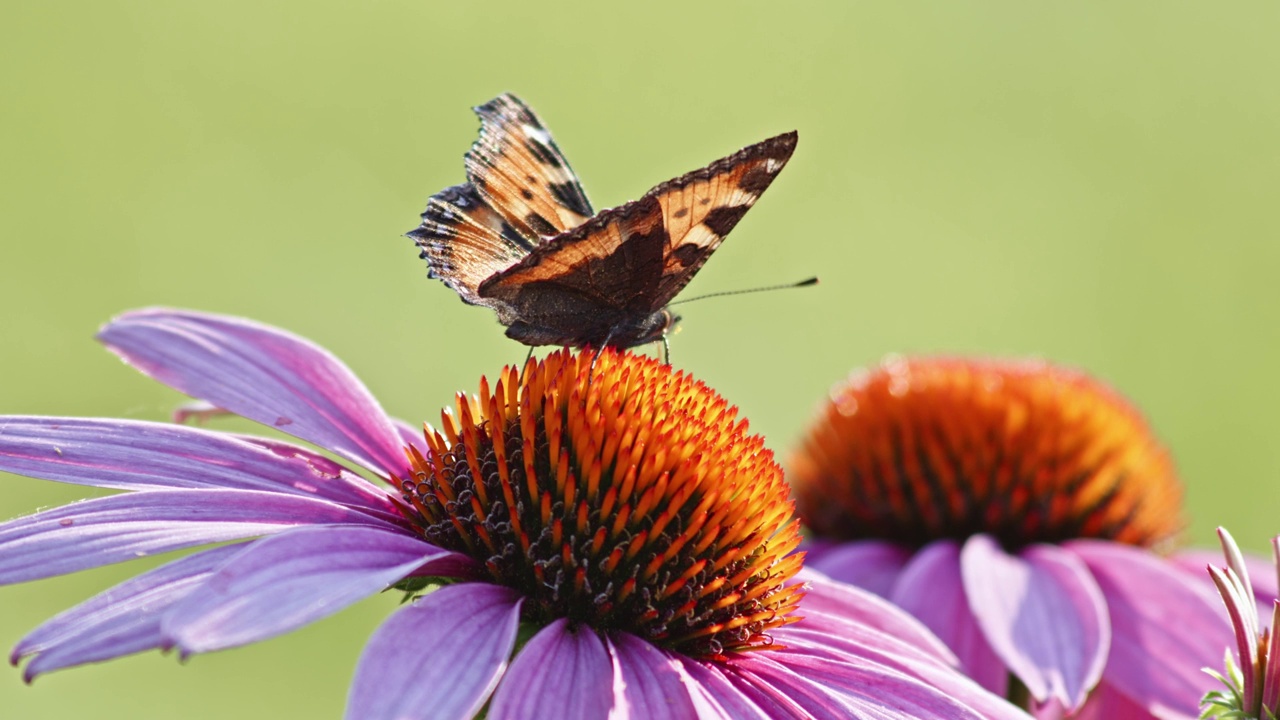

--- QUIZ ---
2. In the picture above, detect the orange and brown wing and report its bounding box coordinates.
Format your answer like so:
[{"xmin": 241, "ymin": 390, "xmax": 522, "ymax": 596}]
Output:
[
  {"xmin": 640, "ymin": 131, "xmax": 798, "ymax": 310},
  {"xmin": 476, "ymin": 195, "xmax": 668, "ymax": 341},
  {"xmin": 406, "ymin": 183, "xmax": 533, "ymax": 307},
  {"xmin": 464, "ymin": 94, "xmax": 595, "ymax": 240}
]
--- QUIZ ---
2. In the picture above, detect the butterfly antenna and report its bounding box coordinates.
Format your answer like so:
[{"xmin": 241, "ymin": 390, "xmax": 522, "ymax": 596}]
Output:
[{"xmin": 667, "ymin": 277, "xmax": 818, "ymax": 306}]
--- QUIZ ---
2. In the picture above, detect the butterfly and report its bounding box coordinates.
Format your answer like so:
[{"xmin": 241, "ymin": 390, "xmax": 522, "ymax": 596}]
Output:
[{"xmin": 408, "ymin": 93, "xmax": 797, "ymax": 351}]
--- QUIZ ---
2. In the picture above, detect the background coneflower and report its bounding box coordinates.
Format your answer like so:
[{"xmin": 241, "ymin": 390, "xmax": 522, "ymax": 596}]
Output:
[
  {"xmin": 789, "ymin": 356, "xmax": 1232, "ymax": 718},
  {"xmin": 0, "ymin": 309, "xmax": 1025, "ymax": 719}
]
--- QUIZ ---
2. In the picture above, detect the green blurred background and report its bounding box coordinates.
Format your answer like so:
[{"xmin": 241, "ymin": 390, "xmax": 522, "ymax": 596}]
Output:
[{"xmin": 3, "ymin": 2, "xmax": 1279, "ymax": 717}]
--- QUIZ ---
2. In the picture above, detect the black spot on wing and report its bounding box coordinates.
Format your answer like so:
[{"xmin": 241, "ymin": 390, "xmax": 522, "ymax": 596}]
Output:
[
  {"xmin": 672, "ymin": 243, "xmax": 707, "ymax": 268},
  {"xmin": 524, "ymin": 139, "xmax": 563, "ymax": 168},
  {"xmin": 549, "ymin": 181, "xmax": 593, "ymax": 218},
  {"xmin": 520, "ymin": 188, "xmax": 535, "ymax": 200},
  {"xmin": 738, "ymin": 165, "xmax": 777, "ymax": 196},
  {"xmin": 526, "ymin": 213, "xmax": 558, "ymax": 236},
  {"xmin": 702, "ymin": 205, "xmax": 751, "ymax": 237}
]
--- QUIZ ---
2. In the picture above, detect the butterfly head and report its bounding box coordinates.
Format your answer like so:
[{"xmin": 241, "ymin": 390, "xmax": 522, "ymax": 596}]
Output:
[{"xmin": 607, "ymin": 308, "xmax": 680, "ymax": 349}]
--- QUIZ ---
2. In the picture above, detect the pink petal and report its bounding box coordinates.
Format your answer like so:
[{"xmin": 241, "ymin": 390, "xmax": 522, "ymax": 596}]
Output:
[
  {"xmin": 345, "ymin": 583, "xmax": 522, "ymax": 720},
  {"xmin": 890, "ymin": 540, "xmax": 1008, "ymax": 694},
  {"xmin": 0, "ymin": 416, "xmax": 401, "ymax": 517},
  {"xmin": 489, "ymin": 618, "xmax": 617, "ymax": 720},
  {"xmin": 804, "ymin": 539, "xmax": 912, "ymax": 598},
  {"xmin": 1175, "ymin": 547, "xmax": 1277, "ymax": 627},
  {"xmin": 1034, "ymin": 681, "xmax": 1155, "ymax": 720},
  {"xmin": 13, "ymin": 544, "xmax": 242, "ymax": 680},
  {"xmin": 735, "ymin": 651, "xmax": 1004, "ymax": 720},
  {"xmin": 796, "ymin": 568, "xmax": 956, "ymax": 661},
  {"xmin": 0, "ymin": 489, "xmax": 397, "ymax": 584},
  {"xmin": 164, "ymin": 525, "xmax": 462, "ymax": 653},
  {"xmin": 608, "ymin": 633, "xmax": 698, "ymax": 719},
  {"xmin": 962, "ymin": 535, "xmax": 1109, "ymax": 710},
  {"xmin": 1070, "ymin": 540, "xmax": 1232, "ymax": 719},
  {"xmin": 676, "ymin": 658, "xmax": 777, "ymax": 719},
  {"xmin": 772, "ymin": 631, "xmax": 1029, "ymax": 720},
  {"xmin": 98, "ymin": 308, "xmax": 408, "ymax": 477}
]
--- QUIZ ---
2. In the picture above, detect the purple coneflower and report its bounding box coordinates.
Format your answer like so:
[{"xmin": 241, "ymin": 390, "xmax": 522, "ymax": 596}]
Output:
[
  {"xmin": 0, "ymin": 309, "xmax": 1025, "ymax": 719},
  {"xmin": 788, "ymin": 356, "xmax": 1232, "ymax": 719},
  {"xmin": 1200, "ymin": 528, "xmax": 1280, "ymax": 719}
]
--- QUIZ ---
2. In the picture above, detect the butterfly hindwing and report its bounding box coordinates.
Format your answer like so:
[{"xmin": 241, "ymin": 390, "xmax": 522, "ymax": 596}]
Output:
[
  {"xmin": 477, "ymin": 195, "xmax": 668, "ymax": 345},
  {"xmin": 465, "ymin": 94, "xmax": 595, "ymax": 241},
  {"xmin": 407, "ymin": 183, "xmax": 532, "ymax": 306}
]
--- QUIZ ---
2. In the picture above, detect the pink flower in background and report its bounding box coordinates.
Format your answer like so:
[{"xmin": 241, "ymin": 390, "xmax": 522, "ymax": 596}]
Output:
[
  {"xmin": 0, "ymin": 309, "xmax": 1026, "ymax": 719},
  {"xmin": 788, "ymin": 357, "xmax": 1232, "ymax": 719},
  {"xmin": 1200, "ymin": 528, "xmax": 1280, "ymax": 719}
]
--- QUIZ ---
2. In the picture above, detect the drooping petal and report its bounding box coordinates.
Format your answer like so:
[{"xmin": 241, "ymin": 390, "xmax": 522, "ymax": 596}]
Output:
[
  {"xmin": 795, "ymin": 568, "xmax": 956, "ymax": 661},
  {"xmin": 97, "ymin": 308, "xmax": 408, "ymax": 476},
  {"xmin": 735, "ymin": 651, "xmax": 1003, "ymax": 720},
  {"xmin": 0, "ymin": 416, "xmax": 401, "ymax": 516},
  {"xmin": 163, "ymin": 525, "xmax": 464, "ymax": 653},
  {"xmin": 1069, "ymin": 540, "xmax": 1231, "ymax": 719},
  {"xmin": 677, "ymin": 657, "xmax": 777, "ymax": 719},
  {"xmin": 608, "ymin": 633, "xmax": 698, "ymax": 719},
  {"xmin": 804, "ymin": 539, "xmax": 912, "ymax": 598},
  {"xmin": 727, "ymin": 655, "xmax": 864, "ymax": 719},
  {"xmin": 0, "ymin": 489, "xmax": 397, "ymax": 584},
  {"xmin": 390, "ymin": 417, "xmax": 427, "ymax": 455},
  {"xmin": 775, "ymin": 625, "xmax": 1029, "ymax": 720},
  {"xmin": 890, "ymin": 540, "xmax": 1008, "ymax": 695},
  {"xmin": 345, "ymin": 583, "xmax": 522, "ymax": 720},
  {"xmin": 1034, "ymin": 681, "xmax": 1155, "ymax": 720},
  {"xmin": 961, "ymin": 535, "xmax": 1109, "ymax": 710},
  {"xmin": 488, "ymin": 618, "xmax": 616, "ymax": 720},
  {"xmin": 12, "ymin": 544, "xmax": 243, "ymax": 680}
]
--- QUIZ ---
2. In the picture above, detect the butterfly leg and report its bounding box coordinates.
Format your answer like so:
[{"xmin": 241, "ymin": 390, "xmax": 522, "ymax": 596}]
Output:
[
  {"xmin": 660, "ymin": 335, "xmax": 671, "ymax": 366},
  {"xmin": 586, "ymin": 329, "xmax": 621, "ymax": 392}
]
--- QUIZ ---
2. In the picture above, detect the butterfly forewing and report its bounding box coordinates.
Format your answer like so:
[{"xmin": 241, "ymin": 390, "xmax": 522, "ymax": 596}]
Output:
[
  {"xmin": 465, "ymin": 94, "xmax": 595, "ymax": 240},
  {"xmin": 641, "ymin": 131, "xmax": 798, "ymax": 311}
]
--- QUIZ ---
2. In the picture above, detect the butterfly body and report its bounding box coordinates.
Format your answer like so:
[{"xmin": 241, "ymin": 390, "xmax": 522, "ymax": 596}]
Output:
[{"xmin": 409, "ymin": 93, "xmax": 796, "ymax": 350}]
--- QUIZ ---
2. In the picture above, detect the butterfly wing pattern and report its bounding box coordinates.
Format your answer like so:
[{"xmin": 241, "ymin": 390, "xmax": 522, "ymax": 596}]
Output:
[{"xmin": 408, "ymin": 92, "xmax": 797, "ymax": 350}]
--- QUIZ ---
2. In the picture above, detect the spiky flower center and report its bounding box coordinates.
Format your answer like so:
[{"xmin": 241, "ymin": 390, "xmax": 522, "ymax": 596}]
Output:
[
  {"xmin": 789, "ymin": 357, "xmax": 1183, "ymax": 550},
  {"xmin": 398, "ymin": 349, "xmax": 802, "ymax": 658}
]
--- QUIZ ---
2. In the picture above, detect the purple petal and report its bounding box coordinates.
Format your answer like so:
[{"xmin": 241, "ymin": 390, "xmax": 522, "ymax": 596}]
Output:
[
  {"xmin": 699, "ymin": 660, "xmax": 810, "ymax": 719},
  {"xmin": 0, "ymin": 416, "xmax": 402, "ymax": 517},
  {"xmin": 391, "ymin": 417, "xmax": 427, "ymax": 455},
  {"xmin": 164, "ymin": 525, "xmax": 462, "ymax": 653},
  {"xmin": 98, "ymin": 308, "xmax": 408, "ymax": 476},
  {"xmin": 0, "ymin": 489, "xmax": 398, "ymax": 584},
  {"xmin": 961, "ymin": 535, "xmax": 1109, "ymax": 710},
  {"xmin": 1070, "ymin": 540, "xmax": 1232, "ymax": 718},
  {"xmin": 775, "ymin": 622, "xmax": 1029, "ymax": 720},
  {"xmin": 608, "ymin": 633, "xmax": 698, "ymax": 719},
  {"xmin": 489, "ymin": 618, "xmax": 617, "ymax": 720},
  {"xmin": 804, "ymin": 539, "xmax": 912, "ymax": 598},
  {"xmin": 795, "ymin": 568, "xmax": 956, "ymax": 661},
  {"xmin": 726, "ymin": 656, "xmax": 863, "ymax": 719},
  {"xmin": 733, "ymin": 652, "xmax": 1000, "ymax": 720},
  {"xmin": 1034, "ymin": 681, "xmax": 1153, "ymax": 720},
  {"xmin": 13, "ymin": 544, "xmax": 243, "ymax": 680},
  {"xmin": 676, "ymin": 658, "xmax": 775, "ymax": 718},
  {"xmin": 890, "ymin": 540, "xmax": 1008, "ymax": 695},
  {"xmin": 346, "ymin": 583, "xmax": 522, "ymax": 720}
]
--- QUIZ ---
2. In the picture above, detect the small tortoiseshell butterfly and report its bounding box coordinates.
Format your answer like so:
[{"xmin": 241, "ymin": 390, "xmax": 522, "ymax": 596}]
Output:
[{"xmin": 408, "ymin": 93, "xmax": 797, "ymax": 350}]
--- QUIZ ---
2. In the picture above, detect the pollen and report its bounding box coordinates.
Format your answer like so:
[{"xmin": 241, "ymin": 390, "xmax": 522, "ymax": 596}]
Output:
[
  {"xmin": 398, "ymin": 348, "xmax": 803, "ymax": 657},
  {"xmin": 789, "ymin": 357, "xmax": 1184, "ymax": 550}
]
